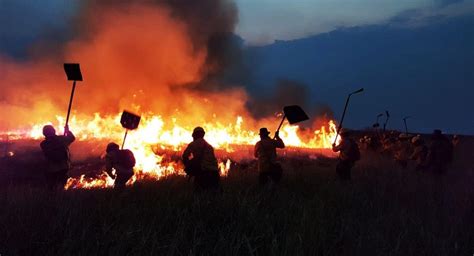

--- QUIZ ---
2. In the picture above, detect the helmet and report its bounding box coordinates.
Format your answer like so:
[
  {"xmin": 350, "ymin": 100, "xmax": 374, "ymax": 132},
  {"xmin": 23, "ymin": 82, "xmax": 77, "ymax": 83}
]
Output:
[
  {"xmin": 259, "ymin": 128, "xmax": 270, "ymax": 135},
  {"xmin": 398, "ymin": 133, "xmax": 409, "ymax": 139},
  {"xmin": 42, "ymin": 125, "xmax": 56, "ymax": 137},
  {"xmin": 192, "ymin": 126, "xmax": 205, "ymax": 138},
  {"xmin": 106, "ymin": 142, "xmax": 120, "ymax": 153},
  {"xmin": 411, "ymin": 136, "xmax": 421, "ymax": 144}
]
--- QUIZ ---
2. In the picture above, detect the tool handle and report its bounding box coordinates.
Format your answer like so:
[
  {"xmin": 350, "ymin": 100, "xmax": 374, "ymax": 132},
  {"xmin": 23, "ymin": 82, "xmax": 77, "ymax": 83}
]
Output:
[
  {"xmin": 334, "ymin": 94, "xmax": 352, "ymax": 144},
  {"xmin": 65, "ymin": 80, "xmax": 77, "ymax": 135},
  {"xmin": 122, "ymin": 130, "xmax": 129, "ymax": 149},
  {"xmin": 274, "ymin": 114, "xmax": 286, "ymax": 139}
]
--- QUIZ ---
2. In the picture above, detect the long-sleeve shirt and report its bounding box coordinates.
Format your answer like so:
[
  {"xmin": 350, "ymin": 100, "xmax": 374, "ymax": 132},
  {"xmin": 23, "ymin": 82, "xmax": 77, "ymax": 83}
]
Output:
[
  {"xmin": 332, "ymin": 138, "xmax": 355, "ymax": 161},
  {"xmin": 105, "ymin": 150, "xmax": 134, "ymax": 175},
  {"xmin": 254, "ymin": 137, "xmax": 285, "ymax": 172},
  {"xmin": 40, "ymin": 132, "xmax": 75, "ymax": 173},
  {"xmin": 182, "ymin": 138, "xmax": 218, "ymax": 172},
  {"xmin": 410, "ymin": 144, "xmax": 428, "ymax": 166}
]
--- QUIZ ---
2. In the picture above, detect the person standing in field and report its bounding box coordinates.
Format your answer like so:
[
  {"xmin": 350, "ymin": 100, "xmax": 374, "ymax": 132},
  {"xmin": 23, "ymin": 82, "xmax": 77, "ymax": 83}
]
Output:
[
  {"xmin": 427, "ymin": 129, "xmax": 453, "ymax": 174},
  {"xmin": 394, "ymin": 133, "xmax": 413, "ymax": 168},
  {"xmin": 40, "ymin": 125, "xmax": 75, "ymax": 191},
  {"xmin": 254, "ymin": 127, "xmax": 285, "ymax": 185},
  {"xmin": 105, "ymin": 142, "xmax": 136, "ymax": 190},
  {"xmin": 410, "ymin": 135, "xmax": 428, "ymax": 171},
  {"xmin": 452, "ymin": 135, "xmax": 460, "ymax": 147},
  {"xmin": 332, "ymin": 129, "xmax": 360, "ymax": 181},
  {"xmin": 182, "ymin": 127, "xmax": 220, "ymax": 191}
]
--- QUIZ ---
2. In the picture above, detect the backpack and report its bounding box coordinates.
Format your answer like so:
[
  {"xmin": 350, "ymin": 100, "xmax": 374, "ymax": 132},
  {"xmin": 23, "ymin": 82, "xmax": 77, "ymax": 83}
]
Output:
[
  {"xmin": 347, "ymin": 139, "xmax": 361, "ymax": 162},
  {"xmin": 41, "ymin": 139, "xmax": 69, "ymax": 163},
  {"xmin": 118, "ymin": 149, "xmax": 136, "ymax": 168}
]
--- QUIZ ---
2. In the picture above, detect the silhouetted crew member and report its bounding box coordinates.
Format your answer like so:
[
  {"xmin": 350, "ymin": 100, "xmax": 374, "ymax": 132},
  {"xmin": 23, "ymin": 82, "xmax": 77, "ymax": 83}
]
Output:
[
  {"xmin": 254, "ymin": 128, "xmax": 285, "ymax": 185},
  {"xmin": 394, "ymin": 133, "xmax": 412, "ymax": 168},
  {"xmin": 332, "ymin": 129, "xmax": 360, "ymax": 181},
  {"xmin": 381, "ymin": 135, "xmax": 397, "ymax": 156},
  {"xmin": 105, "ymin": 142, "xmax": 136, "ymax": 190},
  {"xmin": 452, "ymin": 135, "xmax": 460, "ymax": 147},
  {"xmin": 427, "ymin": 129, "xmax": 453, "ymax": 174},
  {"xmin": 182, "ymin": 127, "xmax": 220, "ymax": 191},
  {"xmin": 410, "ymin": 135, "xmax": 428, "ymax": 171},
  {"xmin": 40, "ymin": 125, "xmax": 75, "ymax": 190}
]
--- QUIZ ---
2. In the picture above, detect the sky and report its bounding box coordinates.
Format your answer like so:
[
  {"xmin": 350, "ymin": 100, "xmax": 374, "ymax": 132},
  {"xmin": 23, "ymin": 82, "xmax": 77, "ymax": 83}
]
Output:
[
  {"xmin": 236, "ymin": 0, "xmax": 432, "ymax": 44},
  {"xmin": 2, "ymin": 0, "xmax": 473, "ymax": 48}
]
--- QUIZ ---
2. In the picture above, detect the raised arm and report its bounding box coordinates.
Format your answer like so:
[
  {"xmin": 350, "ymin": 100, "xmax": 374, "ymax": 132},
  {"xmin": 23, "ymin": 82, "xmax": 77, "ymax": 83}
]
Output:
[
  {"xmin": 332, "ymin": 141, "xmax": 343, "ymax": 152},
  {"xmin": 274, "ymin": 137, "xmax": 285, "ymax": 149},
  {"xmin": 63, "ymin": 126, "xmax": 76, "ymax": 145}
]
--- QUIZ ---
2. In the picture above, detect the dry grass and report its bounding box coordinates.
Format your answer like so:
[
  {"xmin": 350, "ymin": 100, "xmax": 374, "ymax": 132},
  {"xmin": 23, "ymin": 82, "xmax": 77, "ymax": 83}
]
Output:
[{"xmin": 1, "ymin": 147, "xmax": 473, "ymax": 255}]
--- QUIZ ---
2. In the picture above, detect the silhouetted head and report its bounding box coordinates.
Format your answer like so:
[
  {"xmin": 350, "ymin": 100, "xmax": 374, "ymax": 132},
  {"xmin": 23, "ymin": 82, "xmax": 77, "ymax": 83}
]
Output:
[
  {"xmin": 106, "ymin": 142, "xmax": 120, "ymax": 153},
  {"xmin": 339, "ymin": 128, "xmax": 350, "ymax": 138},
  {"xmin": 432, "ymin": 129, "xmax": 443, "ymax": 139},
  {"xmin": 259, "ymin": 128, "xmax": 270, "ymax": 139},
  {"xmin": 42, "ymin": 125, "xmax": 56, "ymax": 138},
  {"xmin": 192, "ymin": 127, "xmax": 205, "ymax": 140},
  {"xmin": 398, "ymin": 133, "xmax": 410, "ymax": 141}
]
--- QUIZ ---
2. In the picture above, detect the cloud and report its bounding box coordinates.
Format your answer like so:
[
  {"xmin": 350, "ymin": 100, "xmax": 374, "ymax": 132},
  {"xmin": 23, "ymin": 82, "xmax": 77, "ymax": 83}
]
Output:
[
  {"xmin": 234, "ymin": 0, "xmax": 474, "ymax": 45},
  {"xmin": 436, "ymin": 0, "xmax": 465, "ymax": 7},
  {"xmin": 389, "ymin": 0, "xmax": 474, "ymax": 27}
]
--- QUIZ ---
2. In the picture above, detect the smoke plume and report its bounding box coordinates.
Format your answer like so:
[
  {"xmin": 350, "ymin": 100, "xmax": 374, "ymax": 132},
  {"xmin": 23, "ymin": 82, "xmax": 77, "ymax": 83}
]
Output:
[{"xmin": 0, "ymin": 0, "xmax": 250, "ymax": 130}]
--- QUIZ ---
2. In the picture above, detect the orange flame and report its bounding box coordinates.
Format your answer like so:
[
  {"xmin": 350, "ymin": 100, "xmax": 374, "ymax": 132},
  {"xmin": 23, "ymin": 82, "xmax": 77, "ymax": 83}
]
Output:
[
  {"xmin": 3, "ymin": 113, "xmax": 338, "ymax": 189},
  {"xmin": 0, "ymin": 3, "xmax": 340, "ymax": 189}
]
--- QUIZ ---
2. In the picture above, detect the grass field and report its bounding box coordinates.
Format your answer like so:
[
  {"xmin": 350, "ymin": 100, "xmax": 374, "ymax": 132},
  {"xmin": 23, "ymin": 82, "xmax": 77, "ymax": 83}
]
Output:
[{"xmin": 1, "ymin": 146, "xmax": 473, "ymax": 256}]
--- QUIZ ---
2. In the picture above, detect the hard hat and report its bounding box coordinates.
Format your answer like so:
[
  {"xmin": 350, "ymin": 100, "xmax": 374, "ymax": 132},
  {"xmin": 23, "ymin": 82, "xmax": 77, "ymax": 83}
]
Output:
[
  {"xmin": 106, "ymin": 142, "xmax": 120, "ymax": 153},
  {"xmin": 193, "ymin": 126, "xmax": 205, "ymax": 134},
  {"xmin": 259, "ymin": 128, "xmax": 270, "ymax": 135},
  {"xmin": 192, "ymin": 126, "xmax": 205, "ymax": 138},
  {"xmin": 42, "ymin": 125, "xmax": 56, "ymax": 137},
  {"xmin": 398, "ymin": 133, "xmax": 409, "ymax": 139}
]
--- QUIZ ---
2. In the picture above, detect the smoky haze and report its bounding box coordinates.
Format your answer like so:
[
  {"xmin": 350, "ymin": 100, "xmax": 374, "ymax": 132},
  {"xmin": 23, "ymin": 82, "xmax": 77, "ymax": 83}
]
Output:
[
  {"xmin": 0, "ymin": 0, "xmax": 331, "ymax": 133},
  {"xmin": 0, "ymin": 0, "xmax": 247, "ymax": 130}
]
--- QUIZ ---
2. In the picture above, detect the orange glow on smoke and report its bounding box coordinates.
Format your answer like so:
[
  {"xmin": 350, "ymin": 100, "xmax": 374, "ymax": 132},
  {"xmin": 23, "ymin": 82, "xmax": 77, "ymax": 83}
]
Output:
[{"xmin": 0, "ymin": 2, "xmax": 339, "ymax": 189}]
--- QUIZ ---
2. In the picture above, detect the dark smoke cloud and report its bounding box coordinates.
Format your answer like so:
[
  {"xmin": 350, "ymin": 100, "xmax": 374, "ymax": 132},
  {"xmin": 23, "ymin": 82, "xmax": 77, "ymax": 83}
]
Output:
[
  {"xmin": 246, "ymin": 79, "xmax": 310, "ymax": 119},
  {"xmin": 78, "ymin": 0, "xmax": 239, "ymax": 87},
  {"xmin": 246, "ymin": 79, "xmax": 334, "ymax": 128},
  {"xmin": 1, "ymin": 0, "xmax": 331, "ymax": 130}
]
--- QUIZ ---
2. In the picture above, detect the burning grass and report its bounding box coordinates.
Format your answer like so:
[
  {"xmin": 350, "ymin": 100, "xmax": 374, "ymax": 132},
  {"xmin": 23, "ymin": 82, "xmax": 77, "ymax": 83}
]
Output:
[
  {"xmin": 1, "ymin": 115, "xmax": 339, "ymax": 190},
  {"xmin": 1, "ymin": 150, "xmax": 473, "ymax": 255}
]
